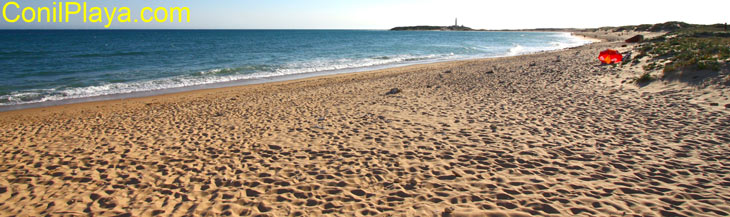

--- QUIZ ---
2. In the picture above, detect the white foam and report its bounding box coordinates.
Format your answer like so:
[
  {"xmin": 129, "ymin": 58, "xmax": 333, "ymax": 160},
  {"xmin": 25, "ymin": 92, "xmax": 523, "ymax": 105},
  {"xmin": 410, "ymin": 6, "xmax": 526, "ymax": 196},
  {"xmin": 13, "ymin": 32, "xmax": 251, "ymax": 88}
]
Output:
[
  {"xmin": 504, "ymin": 33, "xmax": 592, "ymax": 56},
  {"xmin": 0, "ymin": 54, "xmax": 450, "ymax": 106},
  {"xmin": 507, "ymin": 44, "xmax": 525, "ymax": 56},
  {"xmin": 0, "ymin": 32, "xmax": 594, "ymax": 107}
]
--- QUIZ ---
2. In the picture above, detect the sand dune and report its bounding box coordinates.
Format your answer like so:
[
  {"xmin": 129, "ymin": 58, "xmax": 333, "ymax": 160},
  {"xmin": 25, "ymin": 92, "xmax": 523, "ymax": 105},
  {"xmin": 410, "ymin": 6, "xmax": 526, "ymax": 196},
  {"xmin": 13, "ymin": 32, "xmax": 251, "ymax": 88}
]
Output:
[{"xmin": 1, "ymin": 32, "xmax": 729, "ymax": 216}]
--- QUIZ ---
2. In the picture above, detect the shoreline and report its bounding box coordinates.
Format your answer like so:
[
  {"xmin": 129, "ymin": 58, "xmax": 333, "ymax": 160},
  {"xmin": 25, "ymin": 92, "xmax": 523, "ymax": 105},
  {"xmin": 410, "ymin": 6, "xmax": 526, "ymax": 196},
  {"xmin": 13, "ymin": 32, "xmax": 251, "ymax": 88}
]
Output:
[
  {"xmin": 0, "ymin": 50, "xmax": 566, "ymax": 115},
  {"xmin": 0, "ymin": 32, "xmax": 592, "ymax": 113}
]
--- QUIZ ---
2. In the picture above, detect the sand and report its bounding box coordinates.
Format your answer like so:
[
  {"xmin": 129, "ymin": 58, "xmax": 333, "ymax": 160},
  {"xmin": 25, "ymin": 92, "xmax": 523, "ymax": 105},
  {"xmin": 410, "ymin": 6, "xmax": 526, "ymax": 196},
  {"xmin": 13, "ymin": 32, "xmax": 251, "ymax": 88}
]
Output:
[{"xmin": 1, "ymin": 32, "xmax": 729, "ymax": 217}]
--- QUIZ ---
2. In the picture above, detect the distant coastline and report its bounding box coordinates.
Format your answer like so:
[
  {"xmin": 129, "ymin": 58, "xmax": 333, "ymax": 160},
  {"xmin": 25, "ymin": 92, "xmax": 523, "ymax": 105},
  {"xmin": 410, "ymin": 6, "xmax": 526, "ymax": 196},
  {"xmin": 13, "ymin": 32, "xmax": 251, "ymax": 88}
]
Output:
[
  {"xmin": 390, "ymin": 26, "xmax": 594, "ymax": 32},
  {"xmin": 390, "ymin": 25, "xmax": 474, "ymax": 31}
]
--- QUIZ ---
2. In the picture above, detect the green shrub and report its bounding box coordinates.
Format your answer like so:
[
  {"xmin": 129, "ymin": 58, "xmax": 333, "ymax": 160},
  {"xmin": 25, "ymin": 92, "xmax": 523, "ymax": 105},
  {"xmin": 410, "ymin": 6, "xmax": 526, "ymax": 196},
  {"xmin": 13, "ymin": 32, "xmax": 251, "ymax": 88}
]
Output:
[
  {"xmin": 643, "ymin": 62, "xmax": 658, "ymax": 71},
  {"xmin": 637, "ymin": 34, "xmax": 730, "ymax": 73},
  {"xmin": 635, "ymin": 73, "xmax": 654, "ymax": 84}
]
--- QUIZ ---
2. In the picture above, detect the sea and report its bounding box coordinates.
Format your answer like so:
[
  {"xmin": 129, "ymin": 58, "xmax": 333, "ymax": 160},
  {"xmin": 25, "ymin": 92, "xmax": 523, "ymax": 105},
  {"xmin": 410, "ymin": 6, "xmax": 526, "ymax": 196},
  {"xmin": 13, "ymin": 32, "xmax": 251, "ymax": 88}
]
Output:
[{"xmin": 0, "ymin": 30, "xmax": 591, "ymax": 110}]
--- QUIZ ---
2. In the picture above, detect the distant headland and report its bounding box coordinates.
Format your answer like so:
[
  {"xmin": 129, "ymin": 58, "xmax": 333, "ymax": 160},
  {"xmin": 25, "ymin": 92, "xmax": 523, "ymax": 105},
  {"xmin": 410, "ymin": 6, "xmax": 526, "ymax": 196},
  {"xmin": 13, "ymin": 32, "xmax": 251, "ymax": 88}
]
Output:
[
  {"xmin": 391, "ymin": 18, "xmax": 475, "ymax": 31},
  {"xmin": 390, "ymin": 25, "xmax": 474, "ymax": 31}
]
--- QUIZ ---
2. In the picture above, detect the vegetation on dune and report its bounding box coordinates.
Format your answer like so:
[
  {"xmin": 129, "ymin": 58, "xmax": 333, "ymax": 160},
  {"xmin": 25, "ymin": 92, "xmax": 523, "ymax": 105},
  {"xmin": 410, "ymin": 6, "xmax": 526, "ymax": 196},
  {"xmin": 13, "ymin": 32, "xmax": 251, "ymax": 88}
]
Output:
[
  {"xmin": 611, "ymin": 21, "xmax": 695, "ymax": 33},
  {"xmin": 639, "ymin": 34, "xmax": 729, "ymax": 72},
  {"xmin": 628, "ymin": 22, "xmax": 730, "ymax": 83},
  {"xmin": 657, "ymin": 37, "xmax": 728, "ymax": 72},
  {"xmin": 634, "ymin": 72, "xmax": 654, "ymax": 84}
]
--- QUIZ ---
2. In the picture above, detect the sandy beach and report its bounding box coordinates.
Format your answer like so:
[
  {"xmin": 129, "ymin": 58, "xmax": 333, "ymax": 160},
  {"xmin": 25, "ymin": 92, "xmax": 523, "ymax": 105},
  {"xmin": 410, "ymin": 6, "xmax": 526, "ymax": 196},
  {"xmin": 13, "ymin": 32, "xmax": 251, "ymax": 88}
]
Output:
[{"xmin": 1, "ymin": 32, "xmax": 729, "ymax": 217}]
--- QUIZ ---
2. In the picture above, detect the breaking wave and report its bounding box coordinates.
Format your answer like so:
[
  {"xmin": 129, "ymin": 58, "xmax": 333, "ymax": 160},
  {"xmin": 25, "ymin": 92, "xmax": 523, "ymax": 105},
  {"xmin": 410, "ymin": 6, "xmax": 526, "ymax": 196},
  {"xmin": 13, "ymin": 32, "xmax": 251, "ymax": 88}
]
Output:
[{"xmin": 0, "ymin": 31, "xmax": 593, "ymax": 107}]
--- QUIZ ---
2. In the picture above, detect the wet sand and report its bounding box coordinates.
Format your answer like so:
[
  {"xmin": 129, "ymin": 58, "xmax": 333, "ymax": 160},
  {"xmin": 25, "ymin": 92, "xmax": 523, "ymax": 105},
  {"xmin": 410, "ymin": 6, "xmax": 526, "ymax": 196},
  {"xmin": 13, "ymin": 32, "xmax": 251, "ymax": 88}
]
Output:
[{"xmin": 1, "ymin": 32, "xmax": 729, "ymax": 216}]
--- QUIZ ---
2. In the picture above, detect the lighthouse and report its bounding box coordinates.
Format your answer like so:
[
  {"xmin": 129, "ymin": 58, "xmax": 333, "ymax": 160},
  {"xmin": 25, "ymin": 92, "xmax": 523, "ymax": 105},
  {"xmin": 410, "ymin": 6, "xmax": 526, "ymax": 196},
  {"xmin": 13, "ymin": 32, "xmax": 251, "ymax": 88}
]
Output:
[{"xmin": 455, "ymin": 18, "xmax": 458, "ymax": 27}]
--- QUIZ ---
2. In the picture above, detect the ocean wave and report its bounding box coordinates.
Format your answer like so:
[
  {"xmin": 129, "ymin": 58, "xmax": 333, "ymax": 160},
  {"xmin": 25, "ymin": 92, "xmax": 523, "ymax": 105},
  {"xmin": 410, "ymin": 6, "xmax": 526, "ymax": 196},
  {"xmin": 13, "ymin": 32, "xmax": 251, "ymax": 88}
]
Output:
[
  {"xmin": 72, "ymin": 51, "xmax": 148, "ymax": 58},
  {"xmin": 194, "ymin": 65, "xmax": 276, "ymax": 76},
  {"xmin": 0, "ymin": 50, "xmax": 50, "ymax": 56},
  {"xmin": 274, "ymin": 54, "xmax": 447, "ymax": 75},
  {"xmin": 0, "ymin": 50, "xmax": 52, "ymax": 60},
  {"xmin": 0, "ymin": 32, "xmax": 593, "ymax": 107},
  {"xmin": 0, "ymin": 74, "xmax": 259, "ymax": 106},
  {"xmin": 0, "ymin": 54, "xmax": 448, "ymax": 106},
  {"xmin": 507, "ymin": 44, "xmax": 525, "ymax": 56},
  {"xmin": 504, "ymin": 33, "xmax": 592, "ymax": 56}
]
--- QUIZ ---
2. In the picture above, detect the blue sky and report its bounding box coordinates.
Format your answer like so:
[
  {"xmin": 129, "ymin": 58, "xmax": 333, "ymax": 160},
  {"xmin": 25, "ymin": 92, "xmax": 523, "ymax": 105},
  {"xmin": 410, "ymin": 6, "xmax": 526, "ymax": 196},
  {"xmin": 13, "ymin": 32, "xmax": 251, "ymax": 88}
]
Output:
[{"xmin": 1, "ymin": 0, "xmax": 727, "ymax": 29}]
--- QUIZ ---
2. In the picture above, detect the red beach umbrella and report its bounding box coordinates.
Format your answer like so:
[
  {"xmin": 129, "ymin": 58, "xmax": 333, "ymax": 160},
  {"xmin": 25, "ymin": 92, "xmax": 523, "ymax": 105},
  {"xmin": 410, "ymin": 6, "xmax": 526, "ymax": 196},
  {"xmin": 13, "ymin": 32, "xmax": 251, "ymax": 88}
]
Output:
[{"xmin": 598, "ymin": 49, "xmax": 623, "ymax": 64}]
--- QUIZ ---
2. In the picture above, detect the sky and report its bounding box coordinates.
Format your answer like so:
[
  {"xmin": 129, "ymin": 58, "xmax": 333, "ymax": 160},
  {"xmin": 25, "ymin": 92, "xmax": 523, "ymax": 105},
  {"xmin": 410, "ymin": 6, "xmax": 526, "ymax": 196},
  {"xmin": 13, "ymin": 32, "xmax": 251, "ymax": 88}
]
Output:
[{"xmin": 0, "ymin": 0, "xmax": 727, "ymax": 29}]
